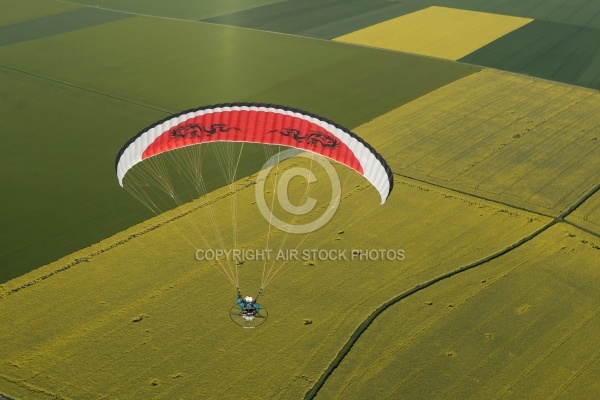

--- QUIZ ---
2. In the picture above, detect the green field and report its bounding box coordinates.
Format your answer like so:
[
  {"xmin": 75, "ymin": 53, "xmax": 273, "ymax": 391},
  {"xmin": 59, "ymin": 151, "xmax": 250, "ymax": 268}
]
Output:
[
  {"xmin": 399, "ymin": 0, "xmax": 600, "ymax": 28},
  {"xmin": 43, "ymin": 1, "xmax": 600, "ymax": 90},
  {"xmin": 0, "ymin": 0, "xmax": 80, "ymax": 26},
  {"xmin": 71, "ymin": 0, "xmax": 286, "ymax": 21},
  {"xmin": 68, "ymin": 0, "xmax": 425, "ymax": 39},
  {"xmin": 202, "ymin": 0, "xmax": 424, "ymax": 38},
  {"xmin": 66, "ymin": 0, "xmax": 600, "ymax": 29},
  {"xmin": 297, "ymin": 2, "xmax": 425, "ymax": 40},
  {"xmin": 0, "ymin": 7, "xmax": 476, "ymax": 283},
  {"xmin": 0, "ymin": 8, "xmax": 131, "ymax": 48},
  {"xmin": 192, "ymin": 0, "xmax": 600, "ymax": 90},
  {"xmin": 0, "ymin": 66, "xmax": 164, "ymax": 283},
  {"xmin": 461, "ymin": 20, "xmax": 600, "ymax": 90},
  {"xmin": 0, "ymin": 12, "xmax": 476, "ymax": 119}
]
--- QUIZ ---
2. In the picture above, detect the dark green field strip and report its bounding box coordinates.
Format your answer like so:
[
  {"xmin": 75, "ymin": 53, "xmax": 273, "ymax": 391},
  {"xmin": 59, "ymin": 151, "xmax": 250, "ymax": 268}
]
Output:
[
  {"xmin": 0, "ymin": 7, "xmax": 132, "ymax": 48},
  {"xmin": 398, "ymin": 0, "xmax": 600, "ymax": 29},
  {"xmin": 202, "ymin": 0, "xmax": 420, "ymax": 36},
  {"xmin": 0, "ymin": 66, "xmax": 166, "ymax": 283},
  {"xmin": 298, "ymin": 3, "xmax": 425, "ymax": 39},
  {"xmin": 0, "ymin": 0, "xmax": 82, "ymax": 27},
  {"xmin": 70, "ymin": 0, "xmax": 285, "ymax": 21},
  {"xmin": 460, "ymin": 20, "xmax": 600, "ymax": 90}
]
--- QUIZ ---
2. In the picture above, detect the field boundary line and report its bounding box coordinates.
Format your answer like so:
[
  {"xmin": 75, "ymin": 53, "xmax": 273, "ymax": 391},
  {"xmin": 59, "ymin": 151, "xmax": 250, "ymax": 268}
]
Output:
[
  {"xmin": 560, "ymin": 180, "xmax": 600, "ymax": 239},
  {"xmin": 0, "ymin": 180, "xmax": 255, "ymax": 299},
  {"xmin": 0, "ymin": 64, "xmax": 171, "ymax": 115},
  {"xmin": 54, "ymin": 0, "xmax": 382, "ymax": 45},
  {"xmin": 395, "ymin": 172, "xmax": 600, "ymax": 238},
  {"xmin": 305, "ymin": 176, "xmax": 600, "ymax": 398},
  {"xmin": 560, "ymin": 182, "xmax": 600, "ymax": 218},
  {"xmin": 57, "ymin": 0, "xmax": 222, "ymax": 25},
  {"xmin": 394, "ymin": 172, "xmax": 555, "ymax": 218},
  {"xmin": 564, "ymin": 220, "xmax": 600, "ymax": 239}
]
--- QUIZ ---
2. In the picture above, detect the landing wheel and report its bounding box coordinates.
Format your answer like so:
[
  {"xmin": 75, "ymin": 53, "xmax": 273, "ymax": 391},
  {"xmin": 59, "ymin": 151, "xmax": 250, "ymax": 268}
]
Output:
[{"xmin": 230, "ymin": 305, "xmax": 268, "ymax": 328}]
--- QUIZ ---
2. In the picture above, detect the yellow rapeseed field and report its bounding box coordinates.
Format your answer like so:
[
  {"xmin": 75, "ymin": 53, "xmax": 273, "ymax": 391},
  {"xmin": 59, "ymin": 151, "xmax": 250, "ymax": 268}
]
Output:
[
  {"xmin": 0, "ymin": 158, "xmax": 546, "ymax": 399},
  {"xmin": 334, "ymin": 6, "xmax": 532, "ymax": 60},
  {"xmin": 317, "ymin": 223, "xmax": 600, "ymax": 399},
  {"xmin": 358, "ymin": 69, "xmax": 600, "ymax": 216},
  {"xmin": 568, "ymin": 190, "xmax": 600, "ymax": 234}
]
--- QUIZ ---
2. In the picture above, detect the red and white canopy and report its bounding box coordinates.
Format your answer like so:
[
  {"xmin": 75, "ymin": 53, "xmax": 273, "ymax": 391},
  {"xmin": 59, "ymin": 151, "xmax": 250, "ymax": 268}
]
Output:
[{"xmin": 115, "ymin": 103, "xmax": 393, "ymax": 203}]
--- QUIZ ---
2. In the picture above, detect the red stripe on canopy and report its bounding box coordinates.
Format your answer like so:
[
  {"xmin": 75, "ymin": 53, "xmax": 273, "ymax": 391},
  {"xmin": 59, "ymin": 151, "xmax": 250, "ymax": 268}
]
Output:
[{"xmin": 141, "ymin": 109, "xmax": 363, "ymax": 174}]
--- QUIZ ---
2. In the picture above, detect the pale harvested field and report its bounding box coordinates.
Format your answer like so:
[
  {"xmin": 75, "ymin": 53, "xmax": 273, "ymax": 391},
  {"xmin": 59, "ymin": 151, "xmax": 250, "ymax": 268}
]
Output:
[
  {"xmin": 0, "ymin": 160, "xmax": 546, "ymax": 399},
  {"xmin": 359, "ymin": 69, "xmax": 600, "ymax": 216},
  {"xmin": 334, "ymin": 6, "xmax": 532, "ymax": 60},
  {"xmin": 316, "ymin": 223, "xmax": 600, "ymax": 399}
]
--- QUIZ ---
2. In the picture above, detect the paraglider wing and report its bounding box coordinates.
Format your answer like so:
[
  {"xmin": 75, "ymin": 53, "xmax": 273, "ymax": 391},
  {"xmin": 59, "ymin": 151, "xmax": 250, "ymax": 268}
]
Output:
[{"xmin": 115, "ymin": 103, "xmax": 393, "ymax": 203}]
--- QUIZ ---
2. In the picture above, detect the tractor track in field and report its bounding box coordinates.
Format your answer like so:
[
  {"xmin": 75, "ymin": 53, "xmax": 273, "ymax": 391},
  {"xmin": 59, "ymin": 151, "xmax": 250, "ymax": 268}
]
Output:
[
  {"xmin": 304, "ymin": 176, "xmax": 600, "ymax": 399},
  {"xmin": 394, "ymin": 172, "xmax": 600, "ymax": 239}
]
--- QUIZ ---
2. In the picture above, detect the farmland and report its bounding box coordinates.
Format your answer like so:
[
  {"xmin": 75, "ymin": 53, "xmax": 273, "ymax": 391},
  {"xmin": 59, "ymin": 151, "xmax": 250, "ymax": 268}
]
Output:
[
  {"xmin": 316, "ymin": 223, "xmax": 600, "ymax": 399},
  {"xmin": 71, "ymin": 0, "xmax": 286, "ymax": 21},
  {"xmin": 0, "ymin": 0, "xmax": 79, "ymax": 26},
  {"xmin": 0, "ymin": 8, "xmax": 476, "ymax": 282},
  {"xmin": 202, "ymin": 0, "xmax": 423, "ymax": 38},
  {"xmin": 0, "ymin": 8, "xmax": 131, "ymax": 48},
  {"xmin": 196, "ymin": 0, "xmax": 600, "ymax": 89},
  {"xmin": 462, "ymin": 20, "xmax": 600, "ymax": 90},
  {"xmin": 0, "ymin": 66, "xmax": 165, "ymax": 283},
  {"xmin": 0, "ymin": 0, "xmax": 599, "ymax": 399},
  {"xmin": 398, "ymin": 0, "xmax": 600, "ymax": 29},
  {"xmin": 568, "ymin": 190, "xmax": 600, "ymax": 235},
  {"xmin": 0, "ymin": 164, "xmax": 548, "ymax": 399},
  {"xmin": 334, "ymin": 6, "xmax": 532, "ymax": 61},
  {"xmin": 357, "ymin": 69, "xmax": 600, "ymax": 216}
]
